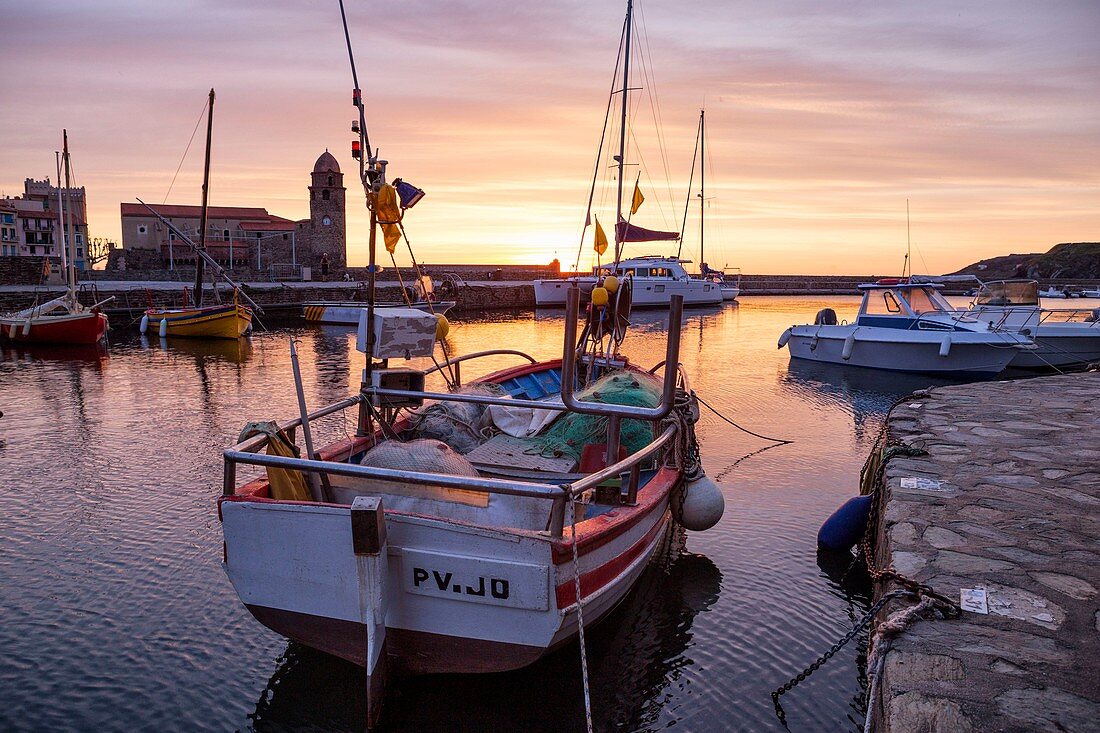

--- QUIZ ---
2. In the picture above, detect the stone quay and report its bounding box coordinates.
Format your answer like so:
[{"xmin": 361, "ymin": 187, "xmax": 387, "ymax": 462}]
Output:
[{"xmin": 866, "ymin": 372, "xmax": 1099, "ymax": 732}]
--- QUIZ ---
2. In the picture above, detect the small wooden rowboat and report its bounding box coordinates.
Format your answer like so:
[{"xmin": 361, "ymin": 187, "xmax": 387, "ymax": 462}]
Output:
[{"xmin": 142, "ymin": 302, "xmax": 252, "ymax": 339}]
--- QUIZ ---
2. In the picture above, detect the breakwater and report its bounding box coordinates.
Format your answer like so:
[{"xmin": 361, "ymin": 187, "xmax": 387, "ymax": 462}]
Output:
[{"xmin": 865, "ymin": 373, "xmax": 1099, "ymax": 731}]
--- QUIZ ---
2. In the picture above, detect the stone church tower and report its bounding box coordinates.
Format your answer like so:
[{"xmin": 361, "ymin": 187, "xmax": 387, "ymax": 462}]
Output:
[{"xmin": 305, "ymin": 150, "xmax": 347, "ymax": 269}]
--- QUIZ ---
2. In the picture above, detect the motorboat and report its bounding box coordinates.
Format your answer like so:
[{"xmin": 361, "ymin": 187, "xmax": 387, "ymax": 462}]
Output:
[
  {"xmin": 304, "ymin": 276, "xmax": 455, "ymax": 325},
  {"xmin": 777, "ymin": 279, "xmax": 1033, "ymax": 376},
  {"xmin": 1038, "ymin": 286, "xmax": 1068, "ymax": 299},
  {"xmin": 535, "ymin": 256, "xmax": 723, "ymax": 308},
  {"xmin": 963, "ymin": 279, "xmax": 1100, "ymax": 369},
  {"xmin": 220, "ymin": 3, "xmax": 726, "ymax": 727}
]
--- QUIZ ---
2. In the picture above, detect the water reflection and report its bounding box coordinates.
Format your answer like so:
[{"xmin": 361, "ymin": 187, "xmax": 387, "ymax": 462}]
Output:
[
  {"xmin": 246, "ymin": 527, "xmax": 722, "ymax": 732},
  {"xmin": 0, "ymin": 341, "xmax": 108, "ymax": 364}
]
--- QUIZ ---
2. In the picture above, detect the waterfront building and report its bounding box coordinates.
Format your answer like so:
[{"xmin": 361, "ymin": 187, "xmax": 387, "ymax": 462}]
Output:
[
  {"xmin": 0, "ymin": 178, "xmax": 90, "ymax": 269},
  {"xmin": 115, "ymin": 151, "xmax": 346, "ymax": 274}
]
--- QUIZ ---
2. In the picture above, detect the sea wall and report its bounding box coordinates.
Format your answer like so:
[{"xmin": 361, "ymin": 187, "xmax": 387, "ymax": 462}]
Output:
[{"xmin": 866, "ymin": 373, "xmax": 1099, "ymax": 732}]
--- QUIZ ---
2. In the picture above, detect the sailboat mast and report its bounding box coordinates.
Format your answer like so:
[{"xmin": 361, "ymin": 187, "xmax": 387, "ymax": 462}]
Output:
[
  {"xmin": 54, "ymin": 151, "xmax": 69, "ymax": 290},
  {"xmin": 905, "ymin": 198, "xmax": 911, "ymax": 279},
  {"xmin": 61, "ymin": 130, "xmax": 77, "ymax": 305},
  {"xmin": 677, "ymin": 111, "xmax": 701, "ymax": 259},
  {"xmin": 194, "ymin": 88, "xmax": 215, "ymax": 307},
  {"xmin": 699, "ymin": 109, "xmax": 705, "ymax": 269},
  {"xmin": 613, "ymin": 0, "xmax": 633, "ymax": 263}
]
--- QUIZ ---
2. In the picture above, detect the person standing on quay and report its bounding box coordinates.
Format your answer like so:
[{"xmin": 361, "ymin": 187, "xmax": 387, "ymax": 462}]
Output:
[{"xmin": 320, "ymin": 252, "xmax": 330, "ymax": 282}]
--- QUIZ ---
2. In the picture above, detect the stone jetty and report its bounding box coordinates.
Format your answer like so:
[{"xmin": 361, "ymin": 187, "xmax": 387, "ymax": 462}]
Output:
[{"xmin": 868, "ymin": 373, "xmax": 1099, "ymax": 732}]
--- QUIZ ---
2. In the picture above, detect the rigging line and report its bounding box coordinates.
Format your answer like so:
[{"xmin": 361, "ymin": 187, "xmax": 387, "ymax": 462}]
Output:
[
  {"xmin": 574, "ymin": 10, "xmax": 628, "ymax": 273},
  {"xmin": 164, "ymin": 99, "xmax": 209, "ymax": 204},
  {"xmin": 695, "ymin": 393, "xmax": 794, "ymax": 445},
  {"xmin": 635, "ymin": 3, "xmax": 676, "ymax": 214},
  {"xmin": 678, "ymin": 115, "xmax": 701, "ymax": 256}
]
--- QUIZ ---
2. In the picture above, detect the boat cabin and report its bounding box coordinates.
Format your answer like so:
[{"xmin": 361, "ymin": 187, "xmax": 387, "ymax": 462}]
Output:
[
  {"xmin": 595, "ymin": 256, "xmax": 693, "ymax": 281},
  {"xmin": 856, "ymin": 280, "xmax": 960, "ymax": 329},
  {"xmin": 973, "ymin": 280, "xmax": 1040, "ymax": 308}
]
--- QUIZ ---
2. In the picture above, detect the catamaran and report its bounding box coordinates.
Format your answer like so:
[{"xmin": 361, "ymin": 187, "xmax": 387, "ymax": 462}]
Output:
[
  {"xmin": 219, "ymin": 2, "xmax": 725, "ymax": 727},
  {"xmin": 1, "ymin": 131, "xmax": 111, "ymax": 345},
  {"xmin": 532, "ymin": 5, "xmax": 721, "ymax": 309}
]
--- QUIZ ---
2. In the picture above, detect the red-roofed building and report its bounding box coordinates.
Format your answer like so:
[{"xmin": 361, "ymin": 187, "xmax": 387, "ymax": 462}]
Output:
[
  {"xmin": 116, "ymin": 150, "xmax": 346, "ymax": 274},
  {"xmin": 1, "ymin": 178, "xmax": 91, "ymax": 268}
]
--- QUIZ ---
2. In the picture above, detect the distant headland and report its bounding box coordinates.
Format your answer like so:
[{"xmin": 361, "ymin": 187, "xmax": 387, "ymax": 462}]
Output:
[{"xmin": 953, "ymin": 242, "xmax": 1100, "ymax": 280}]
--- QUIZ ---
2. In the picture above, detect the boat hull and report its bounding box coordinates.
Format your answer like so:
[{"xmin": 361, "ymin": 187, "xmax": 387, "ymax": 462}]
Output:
[
  {"xmin": 783, "ymin": 324, "xmax": 1023, "ymax": 376},
  {"xmin": 145, "ymin": 303, "xmax": 251, "ymax": 339},
  {"xmin": 303, "ymin": 301, "xmax": 455, "ymax": 325},
  {"xmin": 721, "ymin": 286, "xmax": 740, "ymax": 301},
  {"xmin": 0, "ymin": 311, "xmax": 108, "ymax": 345}
]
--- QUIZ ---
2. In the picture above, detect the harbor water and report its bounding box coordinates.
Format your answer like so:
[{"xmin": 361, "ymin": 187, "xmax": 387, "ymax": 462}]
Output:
[{"xmin": 0, "ymin": 295, "xmax": 1064, "ymax": 732}]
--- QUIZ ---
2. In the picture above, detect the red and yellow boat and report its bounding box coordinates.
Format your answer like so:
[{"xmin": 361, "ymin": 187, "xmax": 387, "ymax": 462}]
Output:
[{"xmin": 142, "ymin": 302, "xmax": 252, "ymax": 339}]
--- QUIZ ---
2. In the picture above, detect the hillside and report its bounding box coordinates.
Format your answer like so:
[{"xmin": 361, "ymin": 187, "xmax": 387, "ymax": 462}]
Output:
[{"xmin": 953, "ymin": 242, "xmax": 1100, "ymax": 279}]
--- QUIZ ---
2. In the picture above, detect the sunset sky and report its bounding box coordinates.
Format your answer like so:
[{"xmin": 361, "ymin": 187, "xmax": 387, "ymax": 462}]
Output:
[{"xmin": 1, "ymin": 0, "xmax": 1097, "ymax": 274}]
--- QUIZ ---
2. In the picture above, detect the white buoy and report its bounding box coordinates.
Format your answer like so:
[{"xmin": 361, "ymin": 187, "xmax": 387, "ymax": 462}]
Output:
[
  {"xmin": 676, "ymin": 475, "xmax": 725, "ymax": 531},
  {"xmin": 22, "ymin": 318, "xmax": 32, "ymax": 337},
  {"xmin": 842, "ymin": 332, "xmax": 856, "ymax": 360},
  {"xmin": 139, "ymin": 314, "xmax": 149, "ymax": 334},
  {"xmin": 777, "ymin": 328, "xmax": 792, "ymax": 349},
  {"xmin": 159, "ymin": 318, "xmax": 168, "ymax": 338},
  {"xmin": 938, "ymin": 335, "xmax": 952, "ymax": 357}
]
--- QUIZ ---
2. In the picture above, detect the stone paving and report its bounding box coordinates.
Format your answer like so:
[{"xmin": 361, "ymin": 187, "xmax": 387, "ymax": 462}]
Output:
[{"xmin": 870, "ymin": 372, "xmax": 1100, "ymax": 732}]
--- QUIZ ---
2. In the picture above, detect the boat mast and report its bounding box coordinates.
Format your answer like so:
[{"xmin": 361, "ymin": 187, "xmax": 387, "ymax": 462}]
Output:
[
  {"xmin": 677, "ymin": 110, "xmax": 701, "ymax": 259},
  {"xmin": 61, "ymin": 130, "xmax": 77, "ymax": 307},
  {"xmin": 339, "ymin": 0, "xmax": 380, "ymax": 437},
  {"xmin": 699, "ymin": 109, "xmax": 705, "ymax": 270},
  {"xmin": 613, "ymin": 0, "xmax": 633, "ymax": 264},
  {"xmin": 54, "ymin": 151, "xmax": 69, "ymax": 296},
  {"xmin": 194, "ymin": 88, "xmax": 215, "ymax": 307}
]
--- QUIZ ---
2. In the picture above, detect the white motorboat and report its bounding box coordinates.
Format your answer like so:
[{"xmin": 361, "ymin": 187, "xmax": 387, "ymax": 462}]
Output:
[
  {"xmin": 778, "ymin": 279, "xmax": 1033, "ymax": 376},
  {"xmin": 964, "ymin": 279, "xmax": 1100, "ymax": 369},
  {"xmin": 1038, "ymin": 286, "xmax": 1068, "ymax": 299},
  {"xmin": 535, "ymin": 255, "xmax": 723, "ymax": 308}
]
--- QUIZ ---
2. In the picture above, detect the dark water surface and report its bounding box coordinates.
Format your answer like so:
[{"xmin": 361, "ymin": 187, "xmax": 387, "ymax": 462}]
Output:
[{"xmin": 1, "ymin": 296, "xmax": 969, "ymax": 732}]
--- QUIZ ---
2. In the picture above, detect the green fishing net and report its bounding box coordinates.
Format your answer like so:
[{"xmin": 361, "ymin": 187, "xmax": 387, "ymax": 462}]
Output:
[{"xmin": 534, "ymin": 371, "xmax": 660, "ymax": 462}]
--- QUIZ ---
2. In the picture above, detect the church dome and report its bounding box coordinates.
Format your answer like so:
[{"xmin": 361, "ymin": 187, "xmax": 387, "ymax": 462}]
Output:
[{"xmin": 313, "ymin": 150, "xmax": 341, "ymax": 174}]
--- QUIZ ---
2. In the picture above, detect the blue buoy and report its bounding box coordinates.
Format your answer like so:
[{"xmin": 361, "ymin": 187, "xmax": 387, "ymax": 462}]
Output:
[{"xmin": 817, "ymin": 495, "xmax": 872, "ymax": 552}]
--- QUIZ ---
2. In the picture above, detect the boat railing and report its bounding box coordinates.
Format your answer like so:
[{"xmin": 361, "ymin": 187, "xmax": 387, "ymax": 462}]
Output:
[
  {"xmin": 222, "ymin": 394, "xmax": 679, "ymax": 538},
  {"xmin": 420, "ymin": 349, "xmax": 538, "ymax": 388}
]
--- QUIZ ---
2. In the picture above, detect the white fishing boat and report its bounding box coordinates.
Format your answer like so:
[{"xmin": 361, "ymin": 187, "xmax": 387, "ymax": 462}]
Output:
[
  {"xmin": 304, "ymin": 275, "xmax": 455, "ymax": 325},
  {"xmin": 778, "ymin": 280, "xmax": 1033, "ymax": 376},
  {"xmin": 958, "ymin": 279, "xmax": 1100, "ymax": 369},
  {"xmin": 533, "ymin": 4, "xmax": 721, "ymax": 310},
  {"xmin": 220, "ymin": 3, "xmax": 726, "ymax": 727}
]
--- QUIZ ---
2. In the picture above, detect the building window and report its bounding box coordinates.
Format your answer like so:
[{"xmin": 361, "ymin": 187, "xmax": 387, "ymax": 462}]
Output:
[
  {"xmin": 327, "ymin": 175, "xmax": 334, "ymax": 186},
  {"xmin": 322, "ymin": 190, "xmax": 330, "ymax": 201},
  {"xmin": 223, "ymin": 229, "xmax": 230, "ymax": 240},
  {"xmin": 322, "ymin": 216, "xmax": 332, "ymax": 226},
  {"xmin": 138, "ymin": 225, "xmax": 148, "ymax": 234}
]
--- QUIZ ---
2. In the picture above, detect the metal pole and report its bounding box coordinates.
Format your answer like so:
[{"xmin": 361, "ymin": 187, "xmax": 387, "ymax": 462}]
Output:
[
  {"xmin": 613, "ymin": 0, "xmax": 633, "ymax": 264},
  {"xmin": 291, "ymin": 229, "xmax": 297, "ymax": 266},
  {"xmin": 61, "ymin": 131, "xmax": 77, "ymax": 303},
  {"xmin": 290, "ymin": 338, "xmax": 327, "ymax": 503}
]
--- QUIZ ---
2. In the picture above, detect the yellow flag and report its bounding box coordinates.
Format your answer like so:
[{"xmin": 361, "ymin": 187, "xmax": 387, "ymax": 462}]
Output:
[
  {"xmin": 376, "ymin": 183, "xmax": 403, "ymax": 253},
  {"xmin": 593, "ymin": 217, "xmax": 608, "ymax": 255},
  {"xmin": 631, "ymin": 179, "xmax": 644, "ymax": 215}
]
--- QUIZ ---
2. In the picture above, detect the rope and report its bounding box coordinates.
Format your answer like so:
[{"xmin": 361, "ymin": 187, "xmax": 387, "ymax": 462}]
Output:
[
  {"xmin": 695, "ymin": 393, "xmax": 793, "ymax": 445},
  {"xmin": 164, "ymin": 99, "xmax": 209, "ymax": 204},
  {"xmin": 569, "ymin": 497, "xmax": 594, "ymax": 733},
  {"xmin": 862, "ymin": 594, "xmax": 939, "ymax": 733}
]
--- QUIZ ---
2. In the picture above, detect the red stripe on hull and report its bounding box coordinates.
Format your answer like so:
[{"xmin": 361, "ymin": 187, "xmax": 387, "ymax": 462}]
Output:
[
  {"xmin": 0, "ymin": 312, "xmax": 107, "ymax": 345},
  {"xmin": 555, "ymin": 509, "xmax": 669, "ymax": 609}
]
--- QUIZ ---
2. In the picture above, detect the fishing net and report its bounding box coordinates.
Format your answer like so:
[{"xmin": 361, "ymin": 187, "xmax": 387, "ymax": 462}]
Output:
[
  {"xmin": 360, "ymin": 438, "xmax": 479, "ymax": 476},
  {"xmin": 533, "ymin": 371, "xmax": 660, "ymax": 462},
  {"xmin": 406, "ymin": 382, "xmax": 506, "ymax": 454}
]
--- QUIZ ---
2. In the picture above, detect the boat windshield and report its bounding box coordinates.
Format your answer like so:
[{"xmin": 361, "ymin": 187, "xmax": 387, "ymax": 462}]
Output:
[
  {"xmin": 975, "ymin": 281, "xmax": 1039, "ymax": 307},
  {"xmin": 903, "ymin": 286, "xmax": 953, "ymax": 314},
  {"xmin": 863, "ymin": 289, "xmax": 906, "ymax": 315}
]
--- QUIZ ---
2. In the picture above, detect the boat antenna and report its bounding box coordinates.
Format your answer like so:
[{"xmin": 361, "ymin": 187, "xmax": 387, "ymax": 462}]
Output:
[
  {"xmin": 61, "ymin": 131, "xmax": 78, "ymax": 308},
  {"xmin": 698, "ymin": 109, "xmax": 705, "ymax": 270},
  {"xmin": 905, "ymin": 198, "xmax": 911, "ymax": 279},
  {"xmin": 677, "ymin": 109, "xmax": 701, "ymax": 258},
  {"xmin": 194, "ymin": 88, "xmax": 215, "ymax": 307},
  {"xmin": 612, "ymin": 0, "xmax": 633, "ymax": 265}
]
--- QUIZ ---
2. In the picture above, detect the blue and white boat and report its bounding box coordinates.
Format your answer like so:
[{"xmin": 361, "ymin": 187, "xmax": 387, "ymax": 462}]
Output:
[{"xmin": 778, "ymin": 279, "xmax": 1033, "ymax": 376}]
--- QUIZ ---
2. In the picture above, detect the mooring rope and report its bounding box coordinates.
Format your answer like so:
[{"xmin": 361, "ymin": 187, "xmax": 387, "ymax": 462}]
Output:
[{"xmin": 569, "ymin": 497, "xmax": 594, "ymax": 733}]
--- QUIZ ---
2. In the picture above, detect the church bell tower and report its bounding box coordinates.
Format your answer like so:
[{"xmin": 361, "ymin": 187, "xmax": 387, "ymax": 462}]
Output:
[{"xmin": 308, "ymin": 150, "xmax": 347, "ymax": 269}]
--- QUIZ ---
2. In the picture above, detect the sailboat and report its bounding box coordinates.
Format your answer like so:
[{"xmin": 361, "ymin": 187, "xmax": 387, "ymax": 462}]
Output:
[
  {"xmin": 682, "ymin": 109, "xmax": 741, "ymax": 301},
  {"xmin": 141, "ymin": 89, "xmax": 256, "ymax": 340},
  {"xmin": 533, "ymin": 6, "xmax": 722, "ymax": 308},
  {"xmin": 1, "ymin": 131, "xmax": 111, "ymax": 345},
  {"xmin": 219, "ymin": 1, "xmax": 725, "ymax": 727}
]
